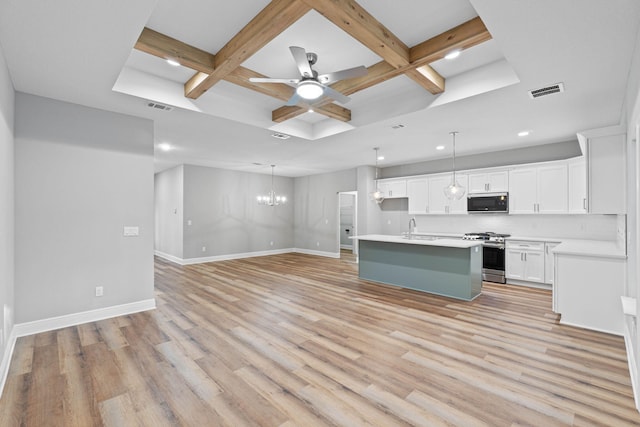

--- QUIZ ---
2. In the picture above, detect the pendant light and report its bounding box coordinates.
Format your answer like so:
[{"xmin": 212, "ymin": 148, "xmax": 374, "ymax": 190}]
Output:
[
  {"xmin": 370, "ymin": 147, "xmax": 385, "ymax": 204},
  {"xmin": 257, "ymin": 165, "xmax": 286, "ymax": 206},
  {"xmin": 443, "ymin": 131, "xmax": 466, "ymax": 200}
]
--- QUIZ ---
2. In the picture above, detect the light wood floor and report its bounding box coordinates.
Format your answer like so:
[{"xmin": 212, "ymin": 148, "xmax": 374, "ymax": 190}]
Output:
[{"xmin": 1, "ymin": 253, "xmax": 639, "ymax": 426}]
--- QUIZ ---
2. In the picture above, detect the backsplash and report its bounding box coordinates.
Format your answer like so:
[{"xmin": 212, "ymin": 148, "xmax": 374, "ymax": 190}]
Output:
[{"xmin": 378, "ymin": 210, "xmax": 620, "ymax": 241}]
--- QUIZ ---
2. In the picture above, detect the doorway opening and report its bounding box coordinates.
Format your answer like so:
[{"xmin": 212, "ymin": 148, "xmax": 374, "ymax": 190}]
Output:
[{"xmin": 338, "ymin": 191, "xmax": 357, "ymax": 259}]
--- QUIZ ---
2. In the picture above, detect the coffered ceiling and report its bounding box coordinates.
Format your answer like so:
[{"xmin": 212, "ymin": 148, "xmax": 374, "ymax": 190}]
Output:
[{"xmin": 0, "ymin": 0, "xmax": 639, "ymax": 177}]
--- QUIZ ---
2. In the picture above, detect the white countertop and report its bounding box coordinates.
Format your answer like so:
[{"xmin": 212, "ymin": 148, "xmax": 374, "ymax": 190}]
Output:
[
  {"xmin": 351, "ymin": 234, "xmax": 483, "ymax": 249},
  {"xmin": 552, "ymin": 239, "xmax": 626, "ymax": 259}
]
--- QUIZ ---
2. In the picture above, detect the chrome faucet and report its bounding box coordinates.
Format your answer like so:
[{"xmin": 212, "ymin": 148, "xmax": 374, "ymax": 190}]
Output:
[{"xmin": 408, "ymin": 217, "xmax": 416, "ymax": 239}]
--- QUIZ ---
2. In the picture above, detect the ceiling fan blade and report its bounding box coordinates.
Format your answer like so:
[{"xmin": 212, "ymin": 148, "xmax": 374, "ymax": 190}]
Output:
[
  {"xmin": 285, "ymin": 92, "xmax": 302, "ymax": 106},
  {"xmin": 249, "ymin": 77, "xmax": 300, "ymax": 84},
  {"xmin": 317, "ymin": 65, "xmax": 367, "ymax": 85},
  {"xmin": 322, "ymin": 85, "xmax": 351, "ymax": 105},
  {"xmin": 289, "ymin": 46, "xmax": 314, "ymax": 78}
]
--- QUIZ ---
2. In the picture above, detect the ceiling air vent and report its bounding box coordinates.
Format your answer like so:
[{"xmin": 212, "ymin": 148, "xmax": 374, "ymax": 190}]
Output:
[
  {"xmin": 146, "ymin": 101, "xmax": 173, "ymax": 112},
  {"xmin": 528, "ymin": 82, "xmax": 565, "ymax": 99},
  {"xmin": 271, "ymin": 132, "xmax": 291, "ymax": 140},
  {"xmin": 391, "ymin": 124, "xmax": 405, "ymax": 129}
]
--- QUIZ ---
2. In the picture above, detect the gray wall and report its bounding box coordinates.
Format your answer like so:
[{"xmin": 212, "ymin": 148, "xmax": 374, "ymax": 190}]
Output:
[
  {"xmin": 14, "ymin": 94, "xmax": 155, "ymax": 323},
  {"xmin": 182, "ymin": 165, "xmax": 294, "ymax": 259},
  {"xmin": 155, "ymin": 165, "xmax": 184, "ymax": 258},
  {"xmin": 0, "ymin": 42, "xmax": 15, "ymax": 359},
  {"xmin": 381, "ymin": 140, "xmax": 582, "ymax": 179},
  {"xmin": 294, "ymin": 169, "xmax": 357, "ymax": 254}
]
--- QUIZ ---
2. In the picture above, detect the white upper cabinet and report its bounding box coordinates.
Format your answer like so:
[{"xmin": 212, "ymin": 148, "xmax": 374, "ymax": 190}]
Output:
[
  {"xmin": 509, "ymin": 162, "xmax": 567, "ymax": 214},
  {"xmin": 407, "ymin": 177, "xmax": 428, "ymax": 214},
  {"xmin": 567, "ymin": 157, "xmax": 587, "ymax": 213},
  {"xmin": 578, "ymin": 128, "xmax": 626, "ymax": 214},
  {"xmin": 468, "ymin": 169, "xmax": 509, "ymax": 193},
  {"xmin": 406, "ymin": 173, "xmax": 467, "ymax": 215},
  {"xmin": 377, "ymin": 178, "xmax": 407, "ymax": 199}
]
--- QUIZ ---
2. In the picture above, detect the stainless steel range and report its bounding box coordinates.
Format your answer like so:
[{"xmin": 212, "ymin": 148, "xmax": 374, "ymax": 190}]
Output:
[{"xmin": 462, "ymin": 232, "xmax": 510, "ymax": 283}]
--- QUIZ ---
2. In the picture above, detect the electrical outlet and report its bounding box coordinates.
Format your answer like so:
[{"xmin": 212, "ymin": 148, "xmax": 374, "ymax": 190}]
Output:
[
  {"xmin": 316, "ymin": 241, "xmax": 320, "ymax": 247},
  {"xmin": 95, "ymin": 286, "xmax": 104, "ymax": 297},
  {"xmin": 270, "ymin": 241, "xmax": 274, "ymax": 246},
  {"xmin": 202, "ymin": 246, "xmax": 206, "ymax": 252}
]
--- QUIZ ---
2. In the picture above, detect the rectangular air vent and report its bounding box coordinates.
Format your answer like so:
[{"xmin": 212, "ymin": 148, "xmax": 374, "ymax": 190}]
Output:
[
  {"xmin": 391, "ymin": 124, "xmax": 405, "ymax": 129},
  {"xmin": 528, "ymin": 82, "xmax": 565, "ymax": 99},
  {"xmin": 271, "ymin": 132, "xmax": 291, "ymax": 140},
  {"xmin": 146, "ymin": 101, "xmax": 173, "ymax": 111}
]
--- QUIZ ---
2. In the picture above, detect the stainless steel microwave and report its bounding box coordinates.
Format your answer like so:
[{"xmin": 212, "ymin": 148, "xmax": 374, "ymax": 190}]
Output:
[{"xmin": 467, "ymin": 193, "xmax": 509, "ymax": 213}]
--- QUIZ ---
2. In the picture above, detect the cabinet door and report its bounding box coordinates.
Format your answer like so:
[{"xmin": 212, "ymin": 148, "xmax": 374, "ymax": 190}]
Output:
[
  {"xmin": 523, "ymin": 250, "xmax": 545, "ymax": 283},
  {"xmin": 544, "ymin": 243, "xmax": 559, "ymax": 285},
  {"xmin": 468, "ymin": 173, "xmax": 489, "ymax": 193},
  {"xmin": 487, "ymin": 171, "xmax": 508, "ymax": 192},
  {"xmin": 427, "ymin": 175, "xmax": 450, "ymax": 214},
  {"xmin": 588, "ymin": 133, "xmax": 626, "ymax": 214},
  {"xmin": 537, "ymin": 164, "xmax": 568, "ymax": 213},
  {"xmin": 509, "ymin": 168, "xmax": 537, "ymax": 213},
  {"xmin": 568, "ymin": 159, "xmax": 587, "ymax": 213},
  {"xmin": 388, "ymin": 179, "xmax": 407, "ymax": 198},
  {"xmin": 506, "ymin": 249, "xmax": 525, "ymax": 280},
  {"xmin": 407, "ymin": 178, "xmax": 428, "ymax": 214}
]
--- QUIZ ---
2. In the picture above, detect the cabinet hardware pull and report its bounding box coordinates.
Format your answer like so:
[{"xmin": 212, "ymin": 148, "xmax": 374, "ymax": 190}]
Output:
[{"xmin": 583, "ymin": 198, "xmax": 587, "ymax": 210}]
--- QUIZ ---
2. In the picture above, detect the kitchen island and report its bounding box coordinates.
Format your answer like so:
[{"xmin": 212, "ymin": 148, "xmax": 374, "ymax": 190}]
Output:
[{"xmin": 352, "ymin": 234, "xmax": 484, "ymax": 301}]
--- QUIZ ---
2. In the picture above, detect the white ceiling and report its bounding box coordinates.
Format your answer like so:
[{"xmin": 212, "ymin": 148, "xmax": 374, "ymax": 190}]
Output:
[{"xmin": 0, "ymin": 0, "xmax": 638, "ymax": 177}]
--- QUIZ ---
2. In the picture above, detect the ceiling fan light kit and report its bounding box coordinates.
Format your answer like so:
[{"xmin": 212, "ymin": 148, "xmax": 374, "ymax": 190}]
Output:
[
  {"xmin": 249, "ymin": 46, "xmax": 367, "ymax": 107},
  {"xmin": 296, "ymin": 80, "xmax": 324, "ymax": 100}
]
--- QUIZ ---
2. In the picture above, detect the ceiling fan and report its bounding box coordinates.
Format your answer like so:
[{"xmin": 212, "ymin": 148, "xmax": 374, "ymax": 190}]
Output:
[{"xmin": 249, "ymin": 46, "xmax": 367, "ymax": 106}]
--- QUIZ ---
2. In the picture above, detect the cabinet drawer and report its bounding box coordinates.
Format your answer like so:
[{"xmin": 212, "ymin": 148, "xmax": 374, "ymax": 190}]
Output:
[{"xmin": 506, "ymin": 241, "xmax": 544, "ymax": 251}]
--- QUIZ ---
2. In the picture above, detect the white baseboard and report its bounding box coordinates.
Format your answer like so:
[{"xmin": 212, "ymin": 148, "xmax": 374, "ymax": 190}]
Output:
[
  {"xmin": 558, "ymin": 318, "xmax": 623, "ymax": 336},
  {"xmin": 0, "ymin": 298, "xmax": 155, "ymax": 399},
  {"xmin": 340, "ymin": 244, "xmax": 353, "ymax": 250},
  {"xmin": 12, "ymin": 299, "xmax": 156, "ymax": 338},
  {"xmin": 293, "ymin": 248, "xmax": 340, "ymax": 259},
  {"xmin": 155, "ymin": 247, "xmax": 341, "ymax": 264},
  {"xmin": 0, "ymin": 327, "xmax": 17, "ymax": 399}
]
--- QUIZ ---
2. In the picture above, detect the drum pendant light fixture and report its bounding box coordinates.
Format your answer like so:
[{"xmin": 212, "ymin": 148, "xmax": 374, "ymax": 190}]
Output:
[{"xmin": 444, "ymin": 131, "xmax": 466, "ymax": 200}]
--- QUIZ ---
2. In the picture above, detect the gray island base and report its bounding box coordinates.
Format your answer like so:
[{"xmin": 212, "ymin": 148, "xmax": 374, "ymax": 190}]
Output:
[{"xmin": 354, "ymin": 235, "xmax": 483, "ymax": 301}]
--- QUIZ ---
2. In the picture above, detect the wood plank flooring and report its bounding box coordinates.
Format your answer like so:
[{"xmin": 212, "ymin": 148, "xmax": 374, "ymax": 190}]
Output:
[{"xmin": 1, "ymin": 252, "xmax": 639, "ymax": 426}]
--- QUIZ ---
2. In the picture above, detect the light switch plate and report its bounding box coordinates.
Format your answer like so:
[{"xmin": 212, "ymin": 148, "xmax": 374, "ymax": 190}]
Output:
[{"xmin": 123, "ymin": 226, "xmax": 139, "ymax": 237}]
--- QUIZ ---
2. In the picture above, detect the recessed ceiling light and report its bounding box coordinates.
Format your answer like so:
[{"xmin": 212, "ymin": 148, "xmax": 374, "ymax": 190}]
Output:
[
  {"xmin": 166, "ymin": 58, "xmax": 180, "ymax": 67},
  {"xmin": 158, "ymin": 142, "xmax": 172, "ymax": 151},
  {"xmin": 377, "ymin": 155, "xmax": 385, "ymax": 161},
  {"xmin": 444, "ymin": 49, "xmax": 461, "ymax": 60},
  {"xmin": 518, "ymin": 130, "xmax": 531, "ymax": 137},
  {"xmin": 436, "ymin": 145, "xmax": 445, "ymax": 150}
]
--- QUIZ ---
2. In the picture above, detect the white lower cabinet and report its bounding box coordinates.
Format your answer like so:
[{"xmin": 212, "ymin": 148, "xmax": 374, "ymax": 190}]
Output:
[{"xmin": 505, "ymin": 241, "xmax": 545, "ymax": 284}]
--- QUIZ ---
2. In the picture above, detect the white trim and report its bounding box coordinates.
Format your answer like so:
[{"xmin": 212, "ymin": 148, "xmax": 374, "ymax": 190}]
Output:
[
  {"xmin": 293, "ymin": 248, "xmax": 340, "ymax": 259},
  {"xmin": 340, "ymin": 244, "xmax": 353, "ymax": 250},
  {"xmin": 12, "ymin": 299, "xmax": 156, "ymax": 338},
  {"xmin": 154, "ymin": 250, "xmax": 184, "ymax": 264},
  {"xmin": 558, "ymin": 318, "xmax": 623, "ymax": 337},
  {"xmin": 0, "ymin": 298, "xmax": 155, "ymax": 399},
  {"xmin": 0, "ymin": 327, "xmax": 17, "ymax": 399},
  {"xmin": 155, "ymin": 248, "xmax": 342, "ymax": 264}
]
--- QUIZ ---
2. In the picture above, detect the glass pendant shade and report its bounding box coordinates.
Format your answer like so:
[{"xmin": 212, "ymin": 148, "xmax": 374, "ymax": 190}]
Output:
[
  {"xmin": 444, "ymin": 131, "xmax": 466, "ymax": 200},
  {"xmin": 370, "ymin": 147, "xmax": 385, "ymax": 204},
  {"xmin": 257, "ymin": 165, "xmax": 286, "ymax": 206}
]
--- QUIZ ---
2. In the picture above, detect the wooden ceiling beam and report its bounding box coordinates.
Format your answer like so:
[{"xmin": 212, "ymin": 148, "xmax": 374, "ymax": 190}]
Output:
[
  {"xmin": 405, "ymin": 65, "xmax": 445, "ymax": 94},
  {"xmin": 184, "ymin": 0, "xmax": 311, "ymax": 99},
  {"xmin": 135, "ymin": 27, "xmax": 215, "ymax": 74},
  {"xmin": 304, "ymin": 0, "xmax": 409, "ymax": 68},
  {"xmin": 272, "ymin": 103, "xmax": 351, "ymax": 123},
  {"xmin": 410, "ymin": 16, "xmax": 492, "ymax": 66},
  {"xmin": 133, "ymin": 30, "xmax": 351, "ymax": 122}
]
